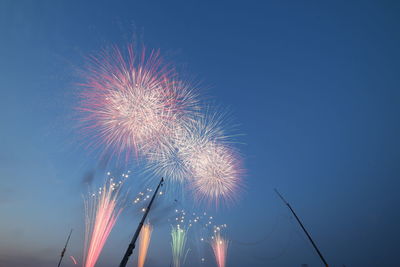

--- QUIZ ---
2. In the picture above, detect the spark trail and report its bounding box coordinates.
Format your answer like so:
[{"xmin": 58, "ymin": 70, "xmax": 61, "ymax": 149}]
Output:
[
  {"xmin": 83, "ymin": 179, "xmax": 123, "ymax": 267},
  {"xmin": 212, "ymin": 232, "xmax": 228, "ymax": 267},
  {"xmin": 171, "ymin": 225, "xmax": 189, "ymax": 267},
  {"xmin": 138, "ymin": 223, "xmax": 153, "ymax": 267},
  {"xmin": 70, "ymin": 256, "xmax": 77, "ymax": 265}
]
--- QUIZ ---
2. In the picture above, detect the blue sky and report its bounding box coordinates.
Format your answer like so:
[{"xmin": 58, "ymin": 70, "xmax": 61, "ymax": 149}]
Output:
[{"xmin": 1, "ymin": 1, "xmax": 400, "ymax": 266}]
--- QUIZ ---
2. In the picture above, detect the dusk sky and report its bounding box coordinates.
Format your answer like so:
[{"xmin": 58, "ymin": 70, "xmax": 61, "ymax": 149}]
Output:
[{"xmin": 1, "ymin": 1, "xmax": 400, "ymax": 267}]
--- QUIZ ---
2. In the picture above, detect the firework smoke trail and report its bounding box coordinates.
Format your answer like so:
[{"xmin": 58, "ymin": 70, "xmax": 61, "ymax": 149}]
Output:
[
  {"xmin": 78, "ymin": 45, "xmax": 198, "ymax": 160},
  {"xmin": 138, "ymin": 223, "xmax": 153, "ymax": 267},
  {"xmin": 212, "ymin": 232, "xmax": 228, "ymax": 267},
  {"xmin": 171, "ymin": 225, "xmax": 189, "ymax": 267},
  {"xmin": 83, "ymin": 179, "xmax": 123, "ymax": 267}
]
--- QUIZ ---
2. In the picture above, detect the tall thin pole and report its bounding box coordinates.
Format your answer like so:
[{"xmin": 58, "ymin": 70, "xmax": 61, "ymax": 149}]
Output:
[
  {"xmin": 119, "ymin": 177, "xmax": 164, "ymax": 267},
  {"xmin": 57, "ymin": 229, "xmax": 73, "ymax": 267},
  {"xmin": 274, "ymin": 189, "xmax": 329, "ymax": 267}
]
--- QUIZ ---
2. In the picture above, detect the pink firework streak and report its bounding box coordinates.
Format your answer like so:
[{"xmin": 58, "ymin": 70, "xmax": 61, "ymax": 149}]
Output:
[
  {"xmin": 77, "ymin": 44, "xmax": 197, "ymax": 160},
  {"xmin": 83, "ymin": 179, "xmax": 123, "ymax": 267},
  {"xmin": 212, "ymin": 233, "xmax": 229, "ymax": 267},
  {"xmin": 70, "ymin": 256, "xmax": 77, "ymax": 265}
]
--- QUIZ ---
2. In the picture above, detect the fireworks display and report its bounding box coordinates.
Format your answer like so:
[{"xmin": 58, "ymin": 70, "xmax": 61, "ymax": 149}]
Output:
[
  {"xmin": 78, "ymin": 43, "xmax": 244, "ymax": 206},
  {"xmin": 169, "ymin": 207, "xmax": 229, "ymax": 265},
  {"xmin": 212, "ymin": 232, "xmax": 229, "ymax": 267},
  {"xmin": 146, "ymin": 111, "xmax": 227, "ymax": 183},
  {"xmin": 83, "ymin": 178, "xmax": 124, "ymax": 267},
  {"xmin": 78, "ymin": 45, "xmax": 197, "ymax": 159},
  {"xmin": 189, "ymin": 141, "xmax": 242, "ymax": 206},
  {"xmin": 138, "ymin": 223, "xmax": 153, "ymax": 267},
  {"xmin": 171, "ymin": 225, "xmax": 189, "ymax": 267},
  {"xmin": 74, "ymin": 41, "xmax": 244, "ymax": 266}
]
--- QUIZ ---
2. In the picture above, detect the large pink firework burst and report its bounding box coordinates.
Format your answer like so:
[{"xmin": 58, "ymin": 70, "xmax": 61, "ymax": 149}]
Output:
[
  {"xmin": 76, "ymin": 43, "xmax": 244, "ymax": 206},
  {"xmin": 78, "ymin": 45, "xmax": 194, "ymax": 159}
]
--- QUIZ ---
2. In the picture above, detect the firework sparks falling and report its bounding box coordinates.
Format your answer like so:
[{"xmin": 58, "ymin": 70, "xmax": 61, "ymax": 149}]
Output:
[
  {"xmin": 83, "ymin": 179, "xmax": 123, "ymax": 267},
  {"xmin": 138, "ymin": 223, "xmax": 153, "ymax": 267},
  {"xmin": 211, "ymin": 232, "xmax": 229, "ymax": 267},
  {"xmin": 78, "ymin": 45, "xmax": 197, "ymax": 159},
  {"xmin": 171, "ymin": 225, "xmax": 189, "ymax": 267}
]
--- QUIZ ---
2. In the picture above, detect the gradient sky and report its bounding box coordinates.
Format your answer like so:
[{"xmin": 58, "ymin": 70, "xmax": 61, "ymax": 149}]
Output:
[{"xmin": 1, "ymin": 1, "xmax": 400, "ymax": 266}]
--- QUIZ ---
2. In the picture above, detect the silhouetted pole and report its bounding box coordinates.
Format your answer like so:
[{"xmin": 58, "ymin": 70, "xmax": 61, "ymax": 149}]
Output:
[
  {"xmin": 119, "ymin": 177, "xmax": 164, "ymax": 267},
  {"xmin": 275, "ymin": 189, "xmax": 329, "ymax": 267},
  {"xmin": 57, "ymin": 229, "xmax": 73, "ymax": 267}
]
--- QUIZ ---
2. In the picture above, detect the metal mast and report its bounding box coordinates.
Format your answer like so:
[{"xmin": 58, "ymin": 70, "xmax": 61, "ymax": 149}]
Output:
[
  {"xmin": 275, "ymin": 189, "xmax": 329, "ymax": 267},
  {"xmin": 57, "ymin": 229, "xmax": 73, "ymax": 267},
  {"xmin": 119, "ymin": 177, "xmax": 164, "ymax": 267}
]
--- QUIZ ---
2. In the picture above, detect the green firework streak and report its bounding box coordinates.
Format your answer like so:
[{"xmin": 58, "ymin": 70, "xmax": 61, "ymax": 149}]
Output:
[{"xmin": 171, "ymin": 225, "xmax": 189, "ymax": 267}]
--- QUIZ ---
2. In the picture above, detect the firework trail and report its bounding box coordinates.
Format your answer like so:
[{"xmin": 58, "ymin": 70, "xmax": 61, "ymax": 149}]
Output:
[
  {"xmin": 171, "ymin": 225, "xmax": 189, "ymax": 267},
  {"xmin": 83, "ymin": 179, "xmax": 123, "ymax": 267},
  {"xmin": 138, "ymin": 223, "xmax": 153, "ymax": 267},
  {"xmin": 78, "ymin": 45, "xmax": 197, "ymax": 160},
  {"xmin": 212, "ymin": 232, "xmax": 229, "ymax": 267},
  {"xmin": 70, "ymin": 256, "xmax": 78, "ymax": 265}
]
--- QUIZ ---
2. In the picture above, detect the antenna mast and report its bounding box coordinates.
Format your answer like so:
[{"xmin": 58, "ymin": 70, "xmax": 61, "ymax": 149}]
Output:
[
  {"xmin": 119, "ymin": 177, "xmax": 164, "ymax": 267},
  {"xmin": 57, "ymin": 229, "xmax": 73, "ymax": 267},
  {"xmin": 275, "ymin": 189, "xmax": 329, "ymax": 267}
]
